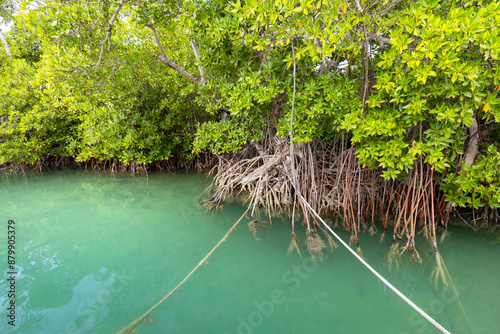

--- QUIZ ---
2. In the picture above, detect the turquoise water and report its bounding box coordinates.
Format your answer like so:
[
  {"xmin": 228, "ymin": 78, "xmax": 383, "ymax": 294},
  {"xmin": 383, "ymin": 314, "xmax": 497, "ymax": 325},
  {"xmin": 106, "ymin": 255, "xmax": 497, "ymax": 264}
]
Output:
[{"xmin": 0, "ymin": 170, "xmax": 498, "ymax": 334}]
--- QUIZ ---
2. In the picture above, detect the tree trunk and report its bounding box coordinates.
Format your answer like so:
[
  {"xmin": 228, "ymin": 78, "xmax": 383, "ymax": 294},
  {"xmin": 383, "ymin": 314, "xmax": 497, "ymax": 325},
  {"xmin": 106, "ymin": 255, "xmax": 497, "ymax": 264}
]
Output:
[
  {"xmin": 464, "ymin": 114, "xmax": 479, "ymax": 168},
  {"xmin": 444, "ymin": 113, "xmax": 479, "ymax": 217},
  {"xmin": 190, "ymin": 40, "xmax": 206, "ymax": 86}
]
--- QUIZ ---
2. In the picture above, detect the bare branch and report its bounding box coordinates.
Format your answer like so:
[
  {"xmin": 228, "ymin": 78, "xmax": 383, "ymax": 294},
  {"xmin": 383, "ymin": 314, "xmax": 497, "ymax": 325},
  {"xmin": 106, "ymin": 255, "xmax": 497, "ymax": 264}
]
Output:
[
  {"xmin": 133, "ymin": 0, "xmax": 200, "ymax": 84},
  {"xmin": 366, "ymin": 34, "xmax": 391, "ymax": 47},
  {"xmin": 354, "ymin": 0, "xmax": 363, "ymax": 12},
  {"xmin": 153, "ymin": 54, "xmax": 199, "ymax": 84},
  {"xmin": 464, "ymin": 114, "xmax": 479, "ymax": 168},
  {"xmin": 190, "ymin": 40, "xmax": 206, "ymax": 86},
  {"xmin": 377, "ymin": 0, "xmax": 402, "ymax": 17},
  {"xmin": 318, "ymin": 59, "xmax": 339, "ymax": 75},
  {"xmin": 0, "ymin": 29, "xmax": 11, "ymax": 60},
  {"xmin": 93, "ymin": 0, "xmax": 126, "ymax": 69}
]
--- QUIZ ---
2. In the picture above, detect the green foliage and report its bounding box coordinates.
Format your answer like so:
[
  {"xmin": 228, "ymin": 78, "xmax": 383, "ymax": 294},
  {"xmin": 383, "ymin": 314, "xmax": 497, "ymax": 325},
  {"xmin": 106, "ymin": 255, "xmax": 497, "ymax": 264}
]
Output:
[
  {"xmin": 0, "ymin": 0, "xmax": 15, "ymax": 22},
  {"xmin": 1, "ymin": 4, "xmax": 208, "ymax": 166},
  {"xmin": 193, "ymin": 0, "xmax": 370, "ymax": 147},
  {"xmin": 0, "ymin": 58, "xmax": 46, "ymax": 164},
  {"xmin": 442, "ymin": 145, "xmax": 500, "ymax": 209},
  {"xmin": 1, "ymin": 0, "xmax": 499, "ymax": 211},
  {"xmin": 353, "ymin": 1, "xmax": 500, "ymax": 180},
  {"xmin": 194, "ymin": 119, "xmax": 262, "ymax": 153}
]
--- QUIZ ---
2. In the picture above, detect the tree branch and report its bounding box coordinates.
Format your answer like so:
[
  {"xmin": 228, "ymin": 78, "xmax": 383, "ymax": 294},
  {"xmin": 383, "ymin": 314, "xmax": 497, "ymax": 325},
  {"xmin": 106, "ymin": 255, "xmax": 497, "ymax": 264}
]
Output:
[
  {"xmin": 464, "ymin": 114, "xmax": 479, "ymax": 168},
  {"xmin": 0, "ymin": 29, "xmax": 12, "ymax": 60},
  {"xmin": 190, "ymin": 40, "xmax": 206, "ymax": 86},
  {"xmin": 153, "ymin": 54, "xmax": 199, "ymax": 84},
  {"xmin": 318, "ymin": 59, "xmax": 339, "ymax": 75},
  {"xmin": 367, "ymin": 34, "xmax": 391, "ymax": 47},
  {"xmin": 354, "ymin": 0, "xmax": 363, "ymax": 12},
  {"xmin": 133, "ymin": 0, "xmax": 200, "ymax": 85},
  {"xmin": 93, "ymin": 0, "xmax": 126, "ymax": 69},
  {"xmin": 445, "ymin": 113, "xmax": 479, "ymax": 216}
]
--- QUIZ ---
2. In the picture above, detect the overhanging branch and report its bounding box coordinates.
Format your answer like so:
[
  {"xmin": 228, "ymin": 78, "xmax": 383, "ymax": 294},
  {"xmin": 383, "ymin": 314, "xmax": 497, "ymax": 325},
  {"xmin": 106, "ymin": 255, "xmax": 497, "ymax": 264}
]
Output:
[
  {"xmin": 93, "ymin": 0, "xmax": 126, "ymax": 69},
  {"xmin": 153, "ymin": 54, "xmax": 200, "ymax": 84},
  {"xmin": 0, "ymin": 29, "xmax": 12, "ymax": 60},
  {"xmin": 134, "ymin": 0, "xmax": 200, "ymax": 85},
  {"xmin": 190, "ymin": 40, "xmax": 206, "ymax": 86}
]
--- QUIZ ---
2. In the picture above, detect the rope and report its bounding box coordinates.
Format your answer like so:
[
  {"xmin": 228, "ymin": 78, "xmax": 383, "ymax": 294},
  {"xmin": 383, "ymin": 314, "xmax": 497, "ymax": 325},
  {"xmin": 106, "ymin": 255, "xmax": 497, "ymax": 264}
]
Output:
[
  {"xmin": 115, "ymin": 187, "xmax": 450, "ymax": 333},
  {"xmin": 297, "ymin": 194, "xmax": 451, "ymax": 334},
  {"xmin": 117, "ymin": 208, "xmax": 250, "ymax": 334}
]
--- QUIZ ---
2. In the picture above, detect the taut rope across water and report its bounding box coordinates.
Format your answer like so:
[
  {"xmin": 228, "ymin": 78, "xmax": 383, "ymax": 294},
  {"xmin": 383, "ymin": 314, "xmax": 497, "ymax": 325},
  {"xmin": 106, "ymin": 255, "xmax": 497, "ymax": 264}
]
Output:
[
  {"xmin": 117, "ymin": 208, "xmax": 250, "ymax": 334},
  {"xmin": 117, "ymin": 194, "xmax": 450, "ymax": 333},
  {"xmin": 296, "ymin": 191, "xmax": 451, "ymax": 334}
]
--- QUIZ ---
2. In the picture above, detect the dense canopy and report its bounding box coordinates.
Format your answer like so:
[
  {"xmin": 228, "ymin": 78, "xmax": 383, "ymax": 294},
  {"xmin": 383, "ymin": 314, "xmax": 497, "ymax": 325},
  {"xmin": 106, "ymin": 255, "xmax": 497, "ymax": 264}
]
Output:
[{"xmin": 1, "ymin": 1, "xmax": 499, "ymax": 236}]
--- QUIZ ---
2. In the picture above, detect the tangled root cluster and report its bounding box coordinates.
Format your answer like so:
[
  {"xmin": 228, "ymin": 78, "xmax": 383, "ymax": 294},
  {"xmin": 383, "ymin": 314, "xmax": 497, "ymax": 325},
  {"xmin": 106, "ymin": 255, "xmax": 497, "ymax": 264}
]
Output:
[
  {"xmin": 199, "ymin": 199, "xmax": 224, "ymax": 212},
  {"xmin": 306, "ymin": 230, "xmax": 326, "ymax": 261},
  {"xmin": 201, "ymin": 135, "xmax": 483, "ymax": 262},
  {"xmin": 384, "ymin": 243, "xmax": 402, "ymax": 273}
]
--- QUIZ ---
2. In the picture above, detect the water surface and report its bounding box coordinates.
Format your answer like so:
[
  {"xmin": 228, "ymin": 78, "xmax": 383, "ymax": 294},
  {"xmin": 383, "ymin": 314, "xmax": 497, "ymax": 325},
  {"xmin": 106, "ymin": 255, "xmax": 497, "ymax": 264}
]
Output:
[{"xmin": 0, "ymin": 170, "xmax": 498, "ymax": 333}]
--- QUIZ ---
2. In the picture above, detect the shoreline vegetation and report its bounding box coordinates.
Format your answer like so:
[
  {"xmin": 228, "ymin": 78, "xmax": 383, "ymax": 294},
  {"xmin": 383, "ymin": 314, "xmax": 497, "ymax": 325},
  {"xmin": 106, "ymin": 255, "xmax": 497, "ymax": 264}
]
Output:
[{"xmin": 1, "ymin": 0, "xmax": 500, "ymax": 276}]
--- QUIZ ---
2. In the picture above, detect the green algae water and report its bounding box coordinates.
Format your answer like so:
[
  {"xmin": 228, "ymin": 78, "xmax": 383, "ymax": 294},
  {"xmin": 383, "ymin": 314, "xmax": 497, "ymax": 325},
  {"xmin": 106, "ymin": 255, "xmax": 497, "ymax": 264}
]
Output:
[{"xmin": 0, "ymin": 170, "xmax": 499, "ymax": 334}]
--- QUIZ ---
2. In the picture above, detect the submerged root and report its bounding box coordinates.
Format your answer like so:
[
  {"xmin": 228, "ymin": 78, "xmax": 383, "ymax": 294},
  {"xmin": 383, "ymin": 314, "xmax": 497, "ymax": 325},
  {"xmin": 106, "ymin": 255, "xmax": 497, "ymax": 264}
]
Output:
[
  {"xmin": 199, "ymin": 199, "xmax": 224, "ymax": 213},
  {"xmin": 410, "ymin": 249, "xmax": 422, "ymax": 263},
  {"xmin": 117, "ymin": 209, "xmax": 250, "ymax": 334},
  {"xmin": 248, "ymin": 219, "xmax": 265, "ymax": 240},
  {"xmin": 430, "ymin": 251, "xmax": 474, "ymax": 333},
  {"xmin": 439, "ymin": 229, "xmax": 451, "ymax": 244},
  {"xmin": 368, "ymin": 224, "xmax": 378, "ymax": 236},
  {"xmin": 430, "ymin": 251, "xmax": 449, "ymax": 290},
  {"xmin": 287, "ymin": 232, "xmax": 302, "ymax": 257},
  {"xmin": 322, "ymin": 230, "xmax": 338, "ymax": 252},
  {"xmin": 119, "ymin": 313, "xmax": 155, "ymax": 334},
  {"xmin": 384, "ymin": 243, "xmax": 401, "ymax": 273},
  {"xmin": 379, "ymin": 231, "xmax": 386, "ymax": 244},
  {"xmin": 356, "ymin": 247, "xmax": 365, "ymax": 260},
  {"xmin": 306, "ymin": 230, "xmax": 326, "ymax": 261},
  {"xmin": 349, "ymin": 234, "xmax": 357, "ymax": 245},
  {"xmin": 143, "ymin": 314, "xmax": 154, "ymax": 325},
  {"xmin": 400, "ymin": 239, "xmax": 421, "ymax": 263}
]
